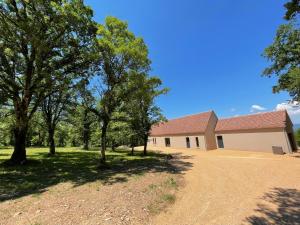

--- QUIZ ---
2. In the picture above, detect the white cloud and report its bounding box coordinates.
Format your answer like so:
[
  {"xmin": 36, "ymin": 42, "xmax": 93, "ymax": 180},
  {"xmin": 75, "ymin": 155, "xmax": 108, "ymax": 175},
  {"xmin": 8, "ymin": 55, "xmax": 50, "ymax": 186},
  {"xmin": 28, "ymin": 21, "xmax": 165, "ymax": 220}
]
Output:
[
  {"xmin": 230, "ymin": 108, "xmax": 236, "ymax": 112},
  {"xmin": 275, "ymin": 101, "xmax": 300, "ymax": 124},
  {"xmin": 250, "ymin": 104, "xmax": 266, "ymax": 112}
]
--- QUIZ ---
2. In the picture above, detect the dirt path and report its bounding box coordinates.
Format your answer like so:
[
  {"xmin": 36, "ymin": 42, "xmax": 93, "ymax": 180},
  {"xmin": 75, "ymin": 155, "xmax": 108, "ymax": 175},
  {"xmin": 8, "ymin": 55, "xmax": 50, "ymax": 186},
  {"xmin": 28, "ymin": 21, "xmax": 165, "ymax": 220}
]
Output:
[{"xmin": 151, "ymin": 148, "xmax": 300, "ymax": 225}]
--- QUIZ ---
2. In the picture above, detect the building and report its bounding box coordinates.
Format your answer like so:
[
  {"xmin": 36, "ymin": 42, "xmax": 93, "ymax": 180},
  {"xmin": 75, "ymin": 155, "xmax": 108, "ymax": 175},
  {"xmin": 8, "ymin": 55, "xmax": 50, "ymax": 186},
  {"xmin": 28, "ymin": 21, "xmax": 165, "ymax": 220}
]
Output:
[
  {"xmin": 150, "ymin": 111, "xmax": 218, "ymax": 150},
  {"xmin": 215, "ymin": 110, "xmax": 297, "ymax": 153},
  {"xmin": 149, "ymin": 110, "xmax": 297, "ymax": 154}
]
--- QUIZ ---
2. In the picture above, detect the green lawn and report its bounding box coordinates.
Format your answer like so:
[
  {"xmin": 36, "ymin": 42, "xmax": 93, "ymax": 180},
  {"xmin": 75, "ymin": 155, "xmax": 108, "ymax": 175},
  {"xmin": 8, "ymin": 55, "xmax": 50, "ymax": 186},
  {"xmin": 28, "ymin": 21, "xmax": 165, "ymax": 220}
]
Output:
[{"xmin": 0, "ymin": 147, "xmax": 173, "ymax": 202}]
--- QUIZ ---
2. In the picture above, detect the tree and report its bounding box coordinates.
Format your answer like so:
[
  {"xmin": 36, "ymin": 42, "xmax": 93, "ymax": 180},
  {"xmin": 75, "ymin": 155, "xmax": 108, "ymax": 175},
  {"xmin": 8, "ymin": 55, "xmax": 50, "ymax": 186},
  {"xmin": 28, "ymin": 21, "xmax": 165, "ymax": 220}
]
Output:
[
  {"xmin": 106, "ymin": 112, "xmax": 132, "ymax": 151},
  {"xmin": 126, "ymin": 72, "xmax": 168, "ymax": 155},
  {"xmin": 41, "ymin": 87, "xmax": 72, "ymax": 155},
  {"xmin": 91, "ymin": 16, "xmax": 150, "ymax": 163},
  {"xmin": 27, "ymin": 111, "xmax": 47, "ymax": 147},
  {"xmin": 263, "ymin": 5, "xmax": 300, "ymax": 101},
  {"xmin": 76, "ymin": 81, "xmax": 96, "ymax": 150},
  {"xmin": 0, "ymin": 0, "xmax": 97, "ymax": 164},
  {"xmin": 284, "ymin": 0, "xmax": 300, "ymax": 20},
  {"xmin": 0, "ymin": 107, "xmax": 14, "ymax": 146}
]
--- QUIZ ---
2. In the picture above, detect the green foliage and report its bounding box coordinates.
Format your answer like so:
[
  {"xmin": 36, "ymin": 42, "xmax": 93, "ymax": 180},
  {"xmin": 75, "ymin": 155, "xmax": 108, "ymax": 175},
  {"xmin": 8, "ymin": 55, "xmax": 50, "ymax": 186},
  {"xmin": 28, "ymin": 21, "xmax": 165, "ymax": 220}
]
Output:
[
  {"xmin": 87, "ymin": 16, "xmax": 153, "ymax": 161},
  {"xmin": 284, "ymin": 0, "xmax": 300, "ymax": 20},
  {"xmin": 125, "ymin": 72, "xmax": 168, "ymax": 151},
  {"xmin": 0, "ymin": 0, "xmax": 97, "ymax": 114},
  {"xmin": 0, "ymin": 5, "xmax": 168, "ymax": 163},
  {"xmin": 263, "ymin": 19, "xmax": 300, "ymax": 101},
  {"xmin": 0, "ymin": 0, "xmax": 98, "ymax": 162}
]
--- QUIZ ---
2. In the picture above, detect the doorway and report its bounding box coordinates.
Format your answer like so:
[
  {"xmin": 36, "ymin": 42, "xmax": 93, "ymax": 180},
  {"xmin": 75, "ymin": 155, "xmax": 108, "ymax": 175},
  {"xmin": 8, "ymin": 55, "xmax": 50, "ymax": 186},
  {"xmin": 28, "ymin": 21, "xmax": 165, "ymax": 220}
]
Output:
[
  {"xmin": 186, "ymin": 137, "xmax": 190, "ymax": 148},
  {"xmin": 287, "ymin": 133, "xmax": 297, "ymax": 152},
  {"xmin": 165, "ymin": 138, "xmax": 171, "ymax": 147},
  {"xmin": 217, "ymin": 136, "xmax": 224, "ymax": 148},
  {"xmin": 195, "ymin": 137, "xmax": 199, "ymax": 148}
]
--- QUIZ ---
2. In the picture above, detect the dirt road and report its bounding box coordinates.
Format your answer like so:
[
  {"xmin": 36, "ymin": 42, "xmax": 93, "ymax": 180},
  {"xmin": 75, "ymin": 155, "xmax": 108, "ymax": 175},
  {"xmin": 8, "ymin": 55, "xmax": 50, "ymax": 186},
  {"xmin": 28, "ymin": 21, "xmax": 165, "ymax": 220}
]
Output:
[{"xmin": 151, "ymin": 148, "xmax": 300, "ymax": 225}]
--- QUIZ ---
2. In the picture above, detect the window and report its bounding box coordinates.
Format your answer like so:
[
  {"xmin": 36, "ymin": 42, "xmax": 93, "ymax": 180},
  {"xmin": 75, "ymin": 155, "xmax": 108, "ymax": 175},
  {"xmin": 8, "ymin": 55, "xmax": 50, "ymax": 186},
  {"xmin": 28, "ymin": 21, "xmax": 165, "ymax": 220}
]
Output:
[
  {"xmin": 152, "ymin": 138, "xmax": 157, "ymax": 145},
  {"xmin": 217, "ymin": 136, "xmax": 224, "ymax": 148},
  {"xmin": 195, "ymin": 137, "xmax": 199, "ymax": 148},
  {"xmin": 165, "ymin": 138, "xmax": 171, "ymax": 147},
  {"xmin": 186, "ymin": 137, "xmax": 190, "ymax": 148}
]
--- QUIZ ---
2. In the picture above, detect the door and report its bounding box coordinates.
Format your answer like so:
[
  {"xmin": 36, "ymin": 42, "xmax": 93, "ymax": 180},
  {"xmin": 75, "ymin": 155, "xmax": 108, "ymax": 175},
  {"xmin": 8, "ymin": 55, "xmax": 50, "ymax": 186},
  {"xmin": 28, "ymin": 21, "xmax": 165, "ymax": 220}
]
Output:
[
  {"xmin": 165, "ymin": 138, "xmax": 171, "ymax": 147},
  {"xmin": 195, "ymin": 137, "xmax": 199, "ymax": 148},
  {"xmin": 288, "ymin": 133, "xmax": 297, "ymax": 152},
  {"xmin": 217, "ymin": 136, "xmax": 224, "ymax": 148},
  {"xmin": 186, "ymin": 137, "xmax": 190, "ymax": 148}
]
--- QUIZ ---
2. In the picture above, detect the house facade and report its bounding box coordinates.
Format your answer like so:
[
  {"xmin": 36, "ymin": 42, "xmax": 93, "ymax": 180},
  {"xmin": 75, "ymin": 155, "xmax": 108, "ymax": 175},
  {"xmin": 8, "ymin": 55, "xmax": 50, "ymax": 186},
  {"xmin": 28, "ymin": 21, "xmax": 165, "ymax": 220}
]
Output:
[
  {"xmin": 150, "ymin": 111, "xmax": 218, "ymax": 150},
  {"xmin": 149, "ymin": 110, "xmax": 297, "ymax": 154},
  {"xmin": 215, "ymin": 111, "xmax": 297, "ymax": 153}
]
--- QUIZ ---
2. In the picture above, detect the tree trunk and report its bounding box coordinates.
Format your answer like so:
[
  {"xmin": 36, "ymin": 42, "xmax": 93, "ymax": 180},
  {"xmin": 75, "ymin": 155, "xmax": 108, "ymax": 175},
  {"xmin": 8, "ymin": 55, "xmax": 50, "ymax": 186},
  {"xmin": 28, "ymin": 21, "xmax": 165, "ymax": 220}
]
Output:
[
  {"xmin": 83, "ymin": 139, "xmax": 89, "ymax": 150},
  {"xmin": 10, "ymin": 124, "xmax": 28, "ymax": 164},
  {"xmin": 112, "ymin": 140, "xmax": 116, "ymax": 151},
  {"xmin": 131, "ymin": 145, "xmax": 134, "ymax": 155},
  {"xmin": 143, "ymin": 135, "xmax": 148, "ymax": 156},
  {"xmin": 82, "ymin": 110, "xmax": 90, "ymax": 150},
  {"xmin": 100, "ymin": 121, "xmax": 108, "ymax": 163},
  {"xmin": 48, "ymin": 128, "xmax": 55, "ymax": 155}
]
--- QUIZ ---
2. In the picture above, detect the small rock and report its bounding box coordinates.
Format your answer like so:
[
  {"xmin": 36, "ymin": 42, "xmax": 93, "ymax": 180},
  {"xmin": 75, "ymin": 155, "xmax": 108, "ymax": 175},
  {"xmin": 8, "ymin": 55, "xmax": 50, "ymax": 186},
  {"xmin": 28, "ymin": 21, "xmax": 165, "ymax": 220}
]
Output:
[{"xmin": 14, "ymin": 212, "xmax": 22, "ymax": 217}]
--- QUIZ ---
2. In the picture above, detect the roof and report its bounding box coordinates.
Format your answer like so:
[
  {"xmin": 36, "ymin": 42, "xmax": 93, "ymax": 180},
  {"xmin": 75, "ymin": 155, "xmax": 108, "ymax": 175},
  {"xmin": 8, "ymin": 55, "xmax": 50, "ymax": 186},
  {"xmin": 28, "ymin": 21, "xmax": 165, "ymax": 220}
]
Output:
[
  {"xmin": 215, "ymin": 110, "xmax": 289, "ymax": 132},
  {"xmin": 150, "ymin": 111, "xmax": 214, "ymax": 136}
]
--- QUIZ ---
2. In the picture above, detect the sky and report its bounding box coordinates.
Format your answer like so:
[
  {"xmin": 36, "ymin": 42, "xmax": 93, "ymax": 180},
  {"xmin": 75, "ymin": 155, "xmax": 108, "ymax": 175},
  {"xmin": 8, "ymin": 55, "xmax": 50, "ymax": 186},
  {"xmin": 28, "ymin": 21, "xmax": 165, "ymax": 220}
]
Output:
[{"xmin": 85, "ymin": 0, "xmax": 300, "ymax": 123}]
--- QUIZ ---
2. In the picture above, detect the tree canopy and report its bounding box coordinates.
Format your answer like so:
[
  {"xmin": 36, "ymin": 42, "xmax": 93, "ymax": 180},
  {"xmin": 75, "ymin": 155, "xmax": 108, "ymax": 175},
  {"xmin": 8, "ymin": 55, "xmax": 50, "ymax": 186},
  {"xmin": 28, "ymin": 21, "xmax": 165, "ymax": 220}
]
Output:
[
  {"xmin": 0, "ymin": 2, "xmax": 167, "ymax": 165},
  {"xmin": 263, "ymin": 1, "xmax": 300, "ymax": 102},
  {"xmin": 0, "ymin": 0, "xmax": 98, "ymax": 164},
  {"xmin": 284, "ymin": 0, "xmax": 300, "ymax": 20}
]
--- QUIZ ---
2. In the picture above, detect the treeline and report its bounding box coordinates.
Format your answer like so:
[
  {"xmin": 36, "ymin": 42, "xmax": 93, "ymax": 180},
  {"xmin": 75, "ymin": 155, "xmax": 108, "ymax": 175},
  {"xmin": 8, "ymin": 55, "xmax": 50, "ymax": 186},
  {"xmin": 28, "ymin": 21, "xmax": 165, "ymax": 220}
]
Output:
[{"xmin": 0, "ymin": 0, "xmax": 168, "ymax": 165}]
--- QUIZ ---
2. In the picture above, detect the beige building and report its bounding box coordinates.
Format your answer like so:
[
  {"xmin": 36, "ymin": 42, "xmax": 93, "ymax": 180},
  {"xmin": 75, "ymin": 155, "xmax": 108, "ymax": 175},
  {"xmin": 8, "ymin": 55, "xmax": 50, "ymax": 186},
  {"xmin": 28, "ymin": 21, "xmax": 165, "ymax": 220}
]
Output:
[
  {"xmin": 149, "ymin": 111, "xmax": 218, "ymax": 150},
  {"xmin": 215, "ymin": 111, "xmax": 297, "ymax": 153},
  {"xmin": 149, "ymin": 110, "xmax": 297, "ymax": 154}
]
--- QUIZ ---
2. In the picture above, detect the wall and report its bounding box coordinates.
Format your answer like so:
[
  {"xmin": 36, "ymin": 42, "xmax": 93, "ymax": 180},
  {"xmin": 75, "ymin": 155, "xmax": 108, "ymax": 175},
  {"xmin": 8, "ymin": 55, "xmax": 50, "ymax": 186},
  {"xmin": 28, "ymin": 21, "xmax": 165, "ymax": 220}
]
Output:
[
  {"xmin": 149, "ymin": 135, "xmax": 206, "ymax": 150},
  {"xmin": 215, "ymin": 129, "xmax": 292, "ymax": 153},
  {"xmin": 205, "ymin": 112, "xmax": 218, "ymax": 150}
]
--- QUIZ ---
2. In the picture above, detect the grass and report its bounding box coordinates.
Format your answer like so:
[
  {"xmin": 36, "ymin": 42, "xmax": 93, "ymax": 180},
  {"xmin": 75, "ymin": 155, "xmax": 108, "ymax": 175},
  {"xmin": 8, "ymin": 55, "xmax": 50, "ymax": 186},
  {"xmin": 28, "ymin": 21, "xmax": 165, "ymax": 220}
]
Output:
[
  {"xmin": 161, "ymin": 194, "xmax": 176, "ymax": 203},
  {"xmin": 164, "ymin": 177, "xmax": 178, "ymax": 189},
  {"xmin": 0, "ymin": 147, "xmax": 177, "ymax": 202},
  {"xmin": 146, "ymin": 176, "xmax": 179, "ymax": 214}
]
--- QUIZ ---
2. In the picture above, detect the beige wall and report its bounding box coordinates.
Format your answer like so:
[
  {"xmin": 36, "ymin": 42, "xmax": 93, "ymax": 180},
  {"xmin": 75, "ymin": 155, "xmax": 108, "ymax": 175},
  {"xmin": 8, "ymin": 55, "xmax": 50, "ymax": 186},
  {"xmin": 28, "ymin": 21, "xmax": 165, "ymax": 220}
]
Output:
[
  {"xmin": 215, "ymin": 129, "xmax": 292, "ymax": 153},
  {"xmin": 149, "ymin": 135, "xmax": 206, "ymax": 150},
  {"xmin": 205, "ymin": 112, "xmax": 218, "ymax": 150}
]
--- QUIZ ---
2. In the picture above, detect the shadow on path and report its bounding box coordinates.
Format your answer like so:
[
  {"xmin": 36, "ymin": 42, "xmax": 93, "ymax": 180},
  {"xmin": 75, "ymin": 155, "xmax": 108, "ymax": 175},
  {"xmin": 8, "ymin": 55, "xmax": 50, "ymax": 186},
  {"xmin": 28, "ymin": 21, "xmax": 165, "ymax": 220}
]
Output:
[
  {"xmin": 0, "ymin": 149, "xmax": 193, "ymax": 202},
  {"xmin": 245, "ymin": 187, "xmax": 300, "ymax": 225}
]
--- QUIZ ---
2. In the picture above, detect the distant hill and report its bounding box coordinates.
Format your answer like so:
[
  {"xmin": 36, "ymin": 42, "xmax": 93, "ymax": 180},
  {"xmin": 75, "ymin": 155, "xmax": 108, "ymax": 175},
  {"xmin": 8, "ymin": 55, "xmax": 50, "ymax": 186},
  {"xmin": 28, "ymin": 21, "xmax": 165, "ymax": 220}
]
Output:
[{"xmin": 294, "ymin": 124, "xmax": 300, "ymax": 131}]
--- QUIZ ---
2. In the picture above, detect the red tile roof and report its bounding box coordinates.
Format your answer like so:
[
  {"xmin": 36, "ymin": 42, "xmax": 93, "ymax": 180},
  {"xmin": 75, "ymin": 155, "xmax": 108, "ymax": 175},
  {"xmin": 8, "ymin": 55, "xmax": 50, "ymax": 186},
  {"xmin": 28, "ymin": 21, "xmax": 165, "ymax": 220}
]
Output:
[
  {"xmin": 150, "ymin": 111, "xmax": 214, "ymax": 136},
  {"xmin": 215, "ymin": 110, "xmax": 288, "ymax": 132}
]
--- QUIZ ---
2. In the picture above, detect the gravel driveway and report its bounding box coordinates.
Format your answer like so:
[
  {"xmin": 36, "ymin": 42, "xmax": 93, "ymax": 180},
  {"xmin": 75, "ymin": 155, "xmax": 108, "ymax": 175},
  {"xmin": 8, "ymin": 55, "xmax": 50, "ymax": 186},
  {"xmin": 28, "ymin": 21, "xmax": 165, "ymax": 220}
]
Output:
[{"xmin": 151, "ymin": 148, "xmax": 300, "ymax": 225}]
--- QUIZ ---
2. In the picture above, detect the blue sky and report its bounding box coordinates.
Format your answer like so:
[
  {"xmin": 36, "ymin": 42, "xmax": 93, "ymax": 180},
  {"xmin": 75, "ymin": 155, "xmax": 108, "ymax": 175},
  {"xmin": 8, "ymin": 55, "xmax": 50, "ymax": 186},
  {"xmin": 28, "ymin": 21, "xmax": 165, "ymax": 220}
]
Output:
[{"xmin": 85, "ymin": 0, "xmax": 300, "ymax": 123}]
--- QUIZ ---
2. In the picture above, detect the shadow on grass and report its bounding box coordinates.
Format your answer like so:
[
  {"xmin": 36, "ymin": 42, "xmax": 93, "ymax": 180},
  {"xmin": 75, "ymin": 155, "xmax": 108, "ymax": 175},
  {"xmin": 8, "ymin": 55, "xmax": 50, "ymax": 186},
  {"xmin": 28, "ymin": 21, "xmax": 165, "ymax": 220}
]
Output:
[
  {"xmin": 245, "ymin": 187, "xmax": 300, "ymax": 225},
  {"xmin": 0, "ymin": 148, "xmax": 192, "ymax": 202}
]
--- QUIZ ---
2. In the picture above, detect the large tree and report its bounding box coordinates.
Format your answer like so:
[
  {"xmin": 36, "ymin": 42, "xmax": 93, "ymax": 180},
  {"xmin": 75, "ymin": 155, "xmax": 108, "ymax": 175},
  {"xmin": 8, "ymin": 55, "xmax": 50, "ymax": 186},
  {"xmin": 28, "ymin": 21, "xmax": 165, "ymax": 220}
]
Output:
[
  {"xmin": 126, "ymin": 72, "xmax": 168, "ymax": 155},
  {"xmin": 0, "ymin": 0, "xmax": 97, "ymax": 164},
  {"xmin": 76, "ymin": 80, "xmax": 96, "ymax": 150},
  {"xmin": 263, "ymin": 2, "xmax": 300, "ymax": 101},
  {"xmin": 42, "ymin": 86, "xmax": 72, "ymax": 155},
  {"xmin": 91, "ymin": 16, "xmax": 150, "ymax": 163}
]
